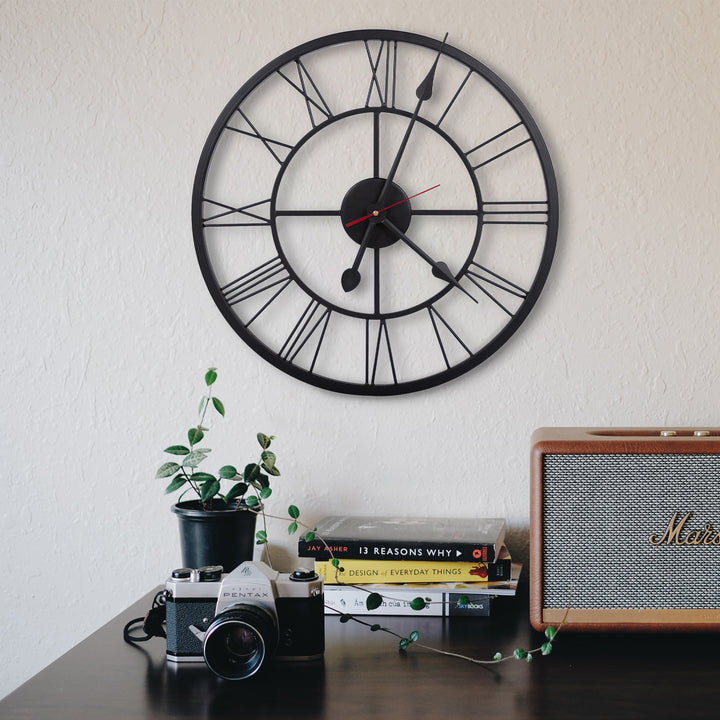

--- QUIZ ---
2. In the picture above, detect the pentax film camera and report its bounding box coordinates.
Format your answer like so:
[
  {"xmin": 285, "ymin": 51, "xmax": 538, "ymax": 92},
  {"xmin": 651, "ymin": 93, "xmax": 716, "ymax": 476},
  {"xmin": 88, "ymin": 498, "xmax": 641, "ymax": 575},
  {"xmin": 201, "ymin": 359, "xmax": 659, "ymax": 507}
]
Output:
[{"xmin": 165, "ymin": 561, "xmax": 324, "ymax": 680}]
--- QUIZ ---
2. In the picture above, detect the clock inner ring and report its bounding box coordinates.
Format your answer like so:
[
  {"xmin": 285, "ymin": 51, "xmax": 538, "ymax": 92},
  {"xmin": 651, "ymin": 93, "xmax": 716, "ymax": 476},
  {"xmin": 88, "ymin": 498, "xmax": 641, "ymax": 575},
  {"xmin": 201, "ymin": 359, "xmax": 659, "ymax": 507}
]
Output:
[{"xmin": 339, "ymin": 177, "xmax": 412, "ymax": 249}]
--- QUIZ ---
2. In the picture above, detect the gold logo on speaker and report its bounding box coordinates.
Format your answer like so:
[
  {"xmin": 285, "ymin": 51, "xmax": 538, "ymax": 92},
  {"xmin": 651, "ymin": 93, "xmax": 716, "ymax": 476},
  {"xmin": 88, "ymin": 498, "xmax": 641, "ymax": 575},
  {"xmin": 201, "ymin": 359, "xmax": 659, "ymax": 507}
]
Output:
[{"xmin": 649, "ymin": 512, "xmax": 720, "ymax": 546}]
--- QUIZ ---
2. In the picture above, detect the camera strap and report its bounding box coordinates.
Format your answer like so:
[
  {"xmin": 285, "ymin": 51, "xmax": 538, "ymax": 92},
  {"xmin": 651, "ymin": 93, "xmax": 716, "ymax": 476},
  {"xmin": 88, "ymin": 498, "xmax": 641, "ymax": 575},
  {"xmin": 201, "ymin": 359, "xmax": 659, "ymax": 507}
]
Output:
[{"xmin": 123, "ymin": 590, "xmax": 169, "ymax": 644}]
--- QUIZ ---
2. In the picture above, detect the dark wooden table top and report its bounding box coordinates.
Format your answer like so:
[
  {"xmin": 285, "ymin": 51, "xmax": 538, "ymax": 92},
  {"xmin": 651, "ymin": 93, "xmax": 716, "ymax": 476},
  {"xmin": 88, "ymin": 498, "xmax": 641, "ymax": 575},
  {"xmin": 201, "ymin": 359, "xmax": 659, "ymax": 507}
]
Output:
[{"xmin": 2, "ymin": 583, "xmax": 719, "ymax": 719}]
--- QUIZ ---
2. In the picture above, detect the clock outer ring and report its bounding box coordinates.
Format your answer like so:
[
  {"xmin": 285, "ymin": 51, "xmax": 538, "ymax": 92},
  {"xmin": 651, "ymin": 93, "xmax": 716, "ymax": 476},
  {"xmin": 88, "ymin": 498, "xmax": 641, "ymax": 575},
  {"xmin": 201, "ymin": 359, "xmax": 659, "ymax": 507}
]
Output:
[{"xmin": 191, "ymin": 29, "xmax": 559, "ymax": 396}]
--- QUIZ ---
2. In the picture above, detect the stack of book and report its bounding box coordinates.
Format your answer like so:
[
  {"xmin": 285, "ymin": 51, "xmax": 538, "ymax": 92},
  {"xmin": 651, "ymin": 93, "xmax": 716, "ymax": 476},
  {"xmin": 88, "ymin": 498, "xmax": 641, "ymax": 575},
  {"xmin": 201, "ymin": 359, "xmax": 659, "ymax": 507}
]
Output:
[{"xmin": 297, "ymin": 515, "xmax": 521, "ymax": 617}]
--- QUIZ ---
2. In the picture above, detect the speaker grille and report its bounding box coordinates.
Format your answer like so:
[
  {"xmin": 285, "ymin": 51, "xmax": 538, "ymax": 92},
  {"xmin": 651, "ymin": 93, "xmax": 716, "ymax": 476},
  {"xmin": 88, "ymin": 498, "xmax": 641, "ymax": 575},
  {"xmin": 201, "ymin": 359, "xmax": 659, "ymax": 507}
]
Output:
[{"xmin": 542, "ymin": 454, "xmax": 720, "ymax": 610}]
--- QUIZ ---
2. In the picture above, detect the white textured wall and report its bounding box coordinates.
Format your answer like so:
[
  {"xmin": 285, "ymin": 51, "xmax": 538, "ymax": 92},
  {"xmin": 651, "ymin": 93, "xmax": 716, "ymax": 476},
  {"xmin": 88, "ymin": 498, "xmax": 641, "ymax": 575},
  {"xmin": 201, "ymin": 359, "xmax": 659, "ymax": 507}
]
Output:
[{"xmin": 3, "ymin": 0, "xmax": 720, "ymax": 699}]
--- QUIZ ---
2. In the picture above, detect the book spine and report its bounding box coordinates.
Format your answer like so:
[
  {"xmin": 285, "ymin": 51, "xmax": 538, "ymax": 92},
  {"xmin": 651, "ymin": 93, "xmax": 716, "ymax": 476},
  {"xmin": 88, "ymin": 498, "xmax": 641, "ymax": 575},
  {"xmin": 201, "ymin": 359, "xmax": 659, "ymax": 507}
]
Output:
[
  {"xmin": 316, "ymin": 558, "xmax": 511, "ymax": 584},
  {"xmin": 323, "ymin": 586, "xmax": 492, "ymax": 617},
  {"xmin": 298, "ymin": 539, "xmax": 498, "ymax": 563}
]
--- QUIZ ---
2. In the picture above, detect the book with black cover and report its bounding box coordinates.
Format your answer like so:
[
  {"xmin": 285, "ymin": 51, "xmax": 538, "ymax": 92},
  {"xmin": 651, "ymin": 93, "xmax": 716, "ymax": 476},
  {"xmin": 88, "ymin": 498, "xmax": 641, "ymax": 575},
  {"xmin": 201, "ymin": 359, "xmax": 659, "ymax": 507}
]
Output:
[{"xmin": 298, "ymin": 515, "xmax": 506, "ymax": 563}]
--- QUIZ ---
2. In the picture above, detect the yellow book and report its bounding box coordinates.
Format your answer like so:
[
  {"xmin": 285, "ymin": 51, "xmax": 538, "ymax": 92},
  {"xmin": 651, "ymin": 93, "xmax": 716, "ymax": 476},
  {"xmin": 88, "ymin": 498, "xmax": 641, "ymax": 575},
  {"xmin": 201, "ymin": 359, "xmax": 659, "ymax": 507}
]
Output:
[{"xmin": 316, "ymin": 546, "xmax": 511, "ymax": 584}]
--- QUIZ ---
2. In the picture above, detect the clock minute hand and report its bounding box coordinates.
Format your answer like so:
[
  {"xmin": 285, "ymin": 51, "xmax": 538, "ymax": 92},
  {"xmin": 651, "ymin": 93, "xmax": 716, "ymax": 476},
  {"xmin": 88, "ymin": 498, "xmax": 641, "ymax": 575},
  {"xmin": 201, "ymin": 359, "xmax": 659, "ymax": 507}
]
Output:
[
  {"xmin": 381, "ymin": 218, "xmax": 477, "ymax": 303},
  {"xmin": 378, "ymin": 32, "xmax": 448, "ymax": 201},
  {"xmin": 342, "ymin": 33, "xmax": 448, "ymax": 293}
]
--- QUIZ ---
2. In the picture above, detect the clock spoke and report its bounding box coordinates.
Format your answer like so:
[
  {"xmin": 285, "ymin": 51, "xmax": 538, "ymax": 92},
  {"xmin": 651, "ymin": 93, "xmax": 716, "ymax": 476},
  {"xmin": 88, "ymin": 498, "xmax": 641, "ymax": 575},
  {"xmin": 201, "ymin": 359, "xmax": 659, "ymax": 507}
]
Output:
[
  {"xmin": 275, "ymin": 209, "xmax": 342, "ymax": 217},
  {"xmin": 411, "ymin": 208, "xmax": 480, "ymax": 217}
]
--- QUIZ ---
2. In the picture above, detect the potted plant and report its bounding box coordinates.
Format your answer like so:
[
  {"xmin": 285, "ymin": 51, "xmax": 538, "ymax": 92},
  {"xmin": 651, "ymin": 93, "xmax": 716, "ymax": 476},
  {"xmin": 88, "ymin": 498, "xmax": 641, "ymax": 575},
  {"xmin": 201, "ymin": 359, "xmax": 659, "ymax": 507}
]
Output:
[{"xmin": 156, "ymin": 368, "xmax": 280, "ymax": 570}]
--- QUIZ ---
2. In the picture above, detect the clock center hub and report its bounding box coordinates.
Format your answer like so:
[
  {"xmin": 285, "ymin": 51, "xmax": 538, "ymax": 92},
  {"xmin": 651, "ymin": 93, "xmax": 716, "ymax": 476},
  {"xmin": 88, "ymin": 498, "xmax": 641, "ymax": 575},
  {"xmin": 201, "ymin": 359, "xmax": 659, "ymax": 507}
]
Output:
[{"xmin": 340, "ymin": 177, "xmax": 412, "ymax": 248}]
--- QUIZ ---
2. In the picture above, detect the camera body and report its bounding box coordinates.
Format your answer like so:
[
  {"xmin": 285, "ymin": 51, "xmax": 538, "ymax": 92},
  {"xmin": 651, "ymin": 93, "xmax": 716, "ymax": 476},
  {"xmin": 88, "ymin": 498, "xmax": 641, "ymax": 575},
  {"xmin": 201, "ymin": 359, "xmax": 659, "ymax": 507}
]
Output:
[{"xmin": 165, "ymin": 561, "xmax": 324, "ymax": 679}]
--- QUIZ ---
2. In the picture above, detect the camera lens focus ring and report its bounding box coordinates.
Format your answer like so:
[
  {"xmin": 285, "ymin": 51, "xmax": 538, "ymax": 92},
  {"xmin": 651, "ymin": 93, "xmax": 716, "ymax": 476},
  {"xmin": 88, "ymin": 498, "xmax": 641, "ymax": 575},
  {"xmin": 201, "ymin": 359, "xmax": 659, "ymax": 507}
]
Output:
[{"xmin": 202, "ymin": 604, "xmax": 279, "ymax": 680}]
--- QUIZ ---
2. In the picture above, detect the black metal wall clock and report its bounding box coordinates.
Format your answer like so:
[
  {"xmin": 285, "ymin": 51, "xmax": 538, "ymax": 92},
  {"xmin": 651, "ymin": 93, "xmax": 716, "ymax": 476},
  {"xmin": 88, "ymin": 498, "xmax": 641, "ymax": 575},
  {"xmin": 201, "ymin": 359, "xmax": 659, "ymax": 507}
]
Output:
[{"xmin": 192, "ymin": 29, "xmax": 558, "ymax": 395}]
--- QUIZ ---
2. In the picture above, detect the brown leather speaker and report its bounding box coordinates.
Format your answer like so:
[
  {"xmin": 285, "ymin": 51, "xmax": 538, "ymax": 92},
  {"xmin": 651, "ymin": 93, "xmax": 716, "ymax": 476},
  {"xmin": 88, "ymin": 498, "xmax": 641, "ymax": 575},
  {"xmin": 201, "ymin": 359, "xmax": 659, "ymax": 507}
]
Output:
[{"xmin": 531, "ymin": 428, "xmax": 720, "ymax": 631}]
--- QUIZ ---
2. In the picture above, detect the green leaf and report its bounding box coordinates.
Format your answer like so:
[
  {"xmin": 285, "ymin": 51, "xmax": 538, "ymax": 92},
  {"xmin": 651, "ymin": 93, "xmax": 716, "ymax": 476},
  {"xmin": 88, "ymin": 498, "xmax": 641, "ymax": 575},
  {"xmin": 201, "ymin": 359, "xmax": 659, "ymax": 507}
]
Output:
[
  {"xmin": 218, "ymin": 465, "xmax": 238, "ymax": 479},
  {"xmin": 156, "ymin": 462, "xmax": 180, "ymax": 478},
  {"xmin": 261, "ymin": 450, "xmax": 276, "ymax": 469},
  {"xmin": 288, "ymin": 505, "xmax": 300, "ymax": 519},
  {"xmin": 526, "ymin": 654, "xmax": 533, "ymax": 663},
  {"xmin": 288, "ymin": 521, "xmax": 298, "ymax": 535},
  {"xmin": 189, "ymin": 472, "xmax": 215, "ymax": 483},
  {"xmin": 225, "ymin": 481, "xmax": 248, "ymax": 501},
  {"xmin": 259, "ymin": 487, "xmax": 272, "ymax": 500},
  {"xmin": 513, "ymin": 648, "xmax": 527, "ymax": 661},
  {"xmin": 205, "ymin": 368, "xmax": 217, "ymax": 386},
  {"xmin": 200, "ymin": 478, "xmax": 221, "ymax": 502},
  {"xmin": 257, "ymin": 433, "xmax": 272, "ymax": 449},
  {"xmin": 458, "ymin": 595, "xmax": 470, "ymax": 606},
  {"xmin": 304, "ymin": 530, "xmax": 316, "ymax": 543},
  {"xmin": 164, "ymin": 475, "xmax": 187, "ymax": 494},
  {"xmin": 370, "ymin": 624, "xmax": 381, "ymax": 632},
  {"xmin": 331, "ymin": 558, "xmax": 340, "ymax": 567},
  {"xmin": 188, "ymin": 427, "xmax": 204, "ymax": 445},
  {"xmin": 544, "ymin": 626, "xmax": 557, "ymax": 640},
  {"xmin": 409, "ymin": 597, "xmax": 426, "ymax": 611},
  {"xmin": 261, "ymin": 462, "xmax": 281, "ymax": 477},
  {"xmin": 366, "ymin": 593, "xmax": 383, "ymax": 611},
  {"xmin": 493, "ymin": 652, "xmax": 503, "ymax": 661},
  {"xmin": 541, "ymin": 642, "xmax": 553, "ymax": 656},
  {"xmin": 245, "ymin": 495, "xmax": 260, "ymax": 508},
  {"xmin": 409, "ymin": 631, "xmax": 419, "ymax": 643},
  {"xmin": 256, "ymin": 530, "xmax": 268, "ymax": 545},
  {"xmin": 183, "ymin": 451, "xmax": 208, "ymax": 468},
  {"xmin": 399, "ymin": 638, "xmax": 411, "ymax": 651},
  {"xmin": 339, "ymin": 614, "xmax": 351, "ymax": 623},
  {"xmin": 212, "ymin": 397, "xmax": 225, "ymax": 416},
  {"xmin": 244, "ymin": 463, "xmax": 260, "ymax": 483},
  {"xmin": 164, "ymin": 445, "xmax": 190, "ymax": 455}
]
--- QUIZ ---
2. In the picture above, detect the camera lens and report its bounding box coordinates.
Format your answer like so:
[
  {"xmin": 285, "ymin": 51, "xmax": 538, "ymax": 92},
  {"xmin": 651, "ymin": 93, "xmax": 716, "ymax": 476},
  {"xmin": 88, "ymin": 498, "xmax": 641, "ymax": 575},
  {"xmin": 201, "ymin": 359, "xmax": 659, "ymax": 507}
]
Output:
[{"xmin": 203, "ymin": 604, "xmax": 278, "ymax": 680}]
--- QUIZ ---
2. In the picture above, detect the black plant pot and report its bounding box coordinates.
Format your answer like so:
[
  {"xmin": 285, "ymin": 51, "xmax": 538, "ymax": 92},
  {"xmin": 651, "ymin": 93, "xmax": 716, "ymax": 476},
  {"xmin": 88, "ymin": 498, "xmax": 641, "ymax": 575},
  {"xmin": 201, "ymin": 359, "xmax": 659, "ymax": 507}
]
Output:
[{"xmin": 171, "ymin": 499, "xmax": 258, "ymax": 571}]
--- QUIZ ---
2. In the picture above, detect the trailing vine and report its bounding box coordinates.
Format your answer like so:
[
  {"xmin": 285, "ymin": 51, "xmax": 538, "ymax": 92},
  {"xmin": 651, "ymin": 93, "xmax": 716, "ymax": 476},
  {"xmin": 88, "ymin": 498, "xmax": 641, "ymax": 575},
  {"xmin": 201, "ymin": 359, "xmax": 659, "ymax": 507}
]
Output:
[{"xmin": 256, "ymin": 505, "xmax": 564, "ymax": 666}]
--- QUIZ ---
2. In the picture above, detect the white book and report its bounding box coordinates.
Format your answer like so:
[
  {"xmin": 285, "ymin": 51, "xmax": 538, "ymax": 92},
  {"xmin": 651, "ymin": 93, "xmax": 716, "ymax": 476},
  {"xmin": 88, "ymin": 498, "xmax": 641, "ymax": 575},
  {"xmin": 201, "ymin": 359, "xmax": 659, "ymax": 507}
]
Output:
[{"xmin": 323, "ymin": 564, "xmax": 521, "ymax": 617}]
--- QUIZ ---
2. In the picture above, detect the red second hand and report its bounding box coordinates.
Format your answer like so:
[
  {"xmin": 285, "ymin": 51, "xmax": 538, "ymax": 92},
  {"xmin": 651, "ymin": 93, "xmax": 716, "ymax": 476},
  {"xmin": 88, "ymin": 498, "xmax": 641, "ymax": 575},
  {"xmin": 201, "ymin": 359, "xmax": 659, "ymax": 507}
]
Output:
[{"xmin": 345, "ymin": 183, "xmax": 440, "ymax": 228}]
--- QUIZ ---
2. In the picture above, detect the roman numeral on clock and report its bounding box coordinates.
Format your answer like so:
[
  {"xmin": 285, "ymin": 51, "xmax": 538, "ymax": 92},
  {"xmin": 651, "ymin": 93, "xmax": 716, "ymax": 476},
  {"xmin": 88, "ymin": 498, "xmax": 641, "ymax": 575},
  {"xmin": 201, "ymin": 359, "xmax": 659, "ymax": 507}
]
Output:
[
  {"xmin": 465, "ymin": 121, "xmax": 532, "ymax": 170},
  {"xmin": 279, "ymin": 299, "xmax": 331, "ymax": 369},
  {"xmin": 364, "ymin": 39, "xmax": 397, "ymax": 108},
  {"xmin": 427, "ymin": 305, "xmax": 472, "ymax": 369},
  {"xmin": 202, "ymin": 198, "xmax": 271, "ymax": 227},
  {"xmin": 277, "ymin": 59, "xmax": 333, "ymax": 128},
  {"xmin": 226, "ymin": 109, "xmax": 294, "ymax": 165},
  {"xmin": 366, "ymin": 318, "xmax": 397, "ymax": 385},
  {"xmin": 221, "ymin": 257, "xmax": 291, "ymax": 323},
  {"xmin": 482, "ymin": 201, "xmax": 549, "ymax": 225},
  {"xmin": 463, "ymin": 262, "xmax": 528, "ymax": 316}
]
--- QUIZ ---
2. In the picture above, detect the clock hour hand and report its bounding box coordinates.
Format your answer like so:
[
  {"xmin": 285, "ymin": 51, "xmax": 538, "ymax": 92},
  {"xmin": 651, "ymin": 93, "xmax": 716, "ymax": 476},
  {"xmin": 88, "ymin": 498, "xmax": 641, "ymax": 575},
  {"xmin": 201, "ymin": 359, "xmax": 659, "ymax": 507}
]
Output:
[
  {"xmin": 341, "ymin": 222, "xmax": 374, "ymax": 291},
  {"xmin": 381, "ymin": 218, "xmax": 477, "ymax": 303}
]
